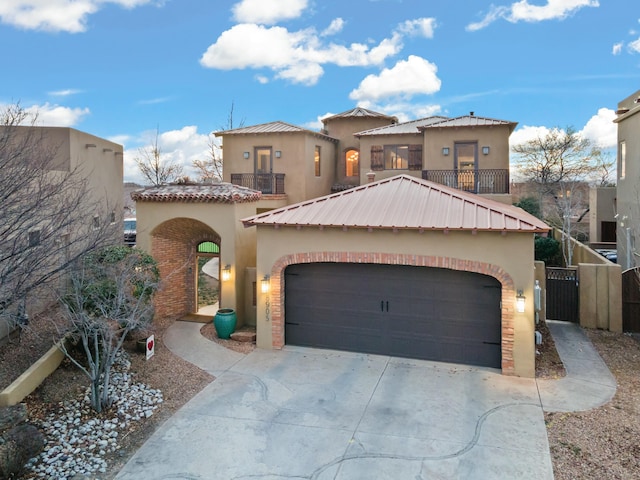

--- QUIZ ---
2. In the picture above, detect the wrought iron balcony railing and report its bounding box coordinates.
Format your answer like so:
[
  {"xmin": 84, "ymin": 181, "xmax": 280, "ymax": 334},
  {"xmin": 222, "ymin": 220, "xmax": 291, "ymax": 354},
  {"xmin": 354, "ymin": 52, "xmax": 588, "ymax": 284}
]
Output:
[
  {"xmin": 421, "ymin": 169, "xmax": 509, "ymax": 194},
  {"xmin": 230, "ymin": 173, "xmax": 285, "ymax": 195}
]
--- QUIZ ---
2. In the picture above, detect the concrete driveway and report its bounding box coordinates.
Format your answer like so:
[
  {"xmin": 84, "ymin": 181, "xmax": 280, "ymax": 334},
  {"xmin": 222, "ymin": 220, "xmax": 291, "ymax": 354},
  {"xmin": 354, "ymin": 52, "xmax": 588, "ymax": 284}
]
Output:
[{"xmin": 116, "ymin": 342, "xmax": 553, "ymax": 479}]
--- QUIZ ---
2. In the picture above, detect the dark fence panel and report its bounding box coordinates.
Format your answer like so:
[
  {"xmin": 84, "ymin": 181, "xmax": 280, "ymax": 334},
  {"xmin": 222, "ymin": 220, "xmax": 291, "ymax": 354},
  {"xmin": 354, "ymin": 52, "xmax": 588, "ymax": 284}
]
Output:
[
  {"xmin": 623, "ymin": 267, "xmax": 640, "ymax": 332},
  {"xmin": 546, "ymin": 267, "xmax": 579, "ymax": 323}
]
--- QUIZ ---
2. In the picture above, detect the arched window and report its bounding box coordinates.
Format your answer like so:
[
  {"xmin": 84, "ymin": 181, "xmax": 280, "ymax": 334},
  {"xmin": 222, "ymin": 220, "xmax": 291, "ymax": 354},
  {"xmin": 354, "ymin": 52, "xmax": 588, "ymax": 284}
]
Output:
[
  {"xmin": 197, "ymin": 241, "xmax": 219, "ymax": 254},
  {"xmin": 345, "ymin": 149, "xmax": 359, "ymax": 177}
]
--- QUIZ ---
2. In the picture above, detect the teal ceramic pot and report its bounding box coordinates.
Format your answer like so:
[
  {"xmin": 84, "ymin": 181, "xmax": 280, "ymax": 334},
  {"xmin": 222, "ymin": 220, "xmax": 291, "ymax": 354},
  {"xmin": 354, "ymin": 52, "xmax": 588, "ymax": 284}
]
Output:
[{"xmin": 214, "ymin": 309, "xmax": 237, "ymax": 339}]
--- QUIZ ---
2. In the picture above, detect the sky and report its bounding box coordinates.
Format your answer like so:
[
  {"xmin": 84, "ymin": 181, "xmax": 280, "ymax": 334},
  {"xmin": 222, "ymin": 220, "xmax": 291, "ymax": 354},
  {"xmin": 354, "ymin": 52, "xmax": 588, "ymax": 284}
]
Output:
[{"xmin": 0, "ymin": 0, "xmax": 638, "ymax": 184}]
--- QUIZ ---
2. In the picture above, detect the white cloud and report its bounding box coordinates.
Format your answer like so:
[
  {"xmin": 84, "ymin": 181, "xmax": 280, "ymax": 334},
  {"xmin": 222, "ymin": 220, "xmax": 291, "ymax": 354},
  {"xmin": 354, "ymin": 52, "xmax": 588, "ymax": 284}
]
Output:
[
  {"xmin": 232, "ymin": 0, "xmax": 307, "ymax": 25},
  {"xmin": 255, "ymin": 75, "xmax": 269, "ymax": 84},
  {"xmin": 467, "ymin": 0, "xmax": 599, "ymax": 31},
  {"xmin": 629, "ymin": 37, "xmax": 640, "ymax": 53},
  {"xmin": 509, "ymin": 125, "xmax": 553, "ymax": 147},
  {"xmin": 397, "ymin": 18, "xmax": 436, "ymax": 38},
  {"xmin": 12, "ymin": 103, "xmax": 90, "ymax": 126},
  {"xmin": 200, "ymin": 23, "xmax": 403, "ymax": 85},
  {"xmin": 321, "ymin": 18, "xmax": 344, "ymax": 37},
  {"xmin": 0, "ymin": 0, "xmax": 155, "ymax": 33},
  {"xmin": 123, "ymin": 125, "xmax": 211, "ymax": 184},
  {"xmin": 612, "ymin": 42, "xmax": 623, "ymax": 55},
  {"xmin": 349, "ymin": 55, "xmax": 441, "ymax": 103},
  {"xmin": 48, "ymin": 88, "xmax": 82, "ymax": 97},
  {"xmin": 510, "ymin": 109, "xmax": 616, "ymax": 151},
  {"xmin": 579, "ymin": 108, "xmax": 617, "ymax": 148}
]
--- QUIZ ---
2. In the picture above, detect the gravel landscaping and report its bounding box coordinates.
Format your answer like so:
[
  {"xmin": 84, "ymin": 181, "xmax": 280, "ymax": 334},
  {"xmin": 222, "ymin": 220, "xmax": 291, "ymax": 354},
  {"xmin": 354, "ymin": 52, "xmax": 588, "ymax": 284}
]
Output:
[{"xmin": 1, "ymin": 311, "xmax": 638, "ymax": 479}]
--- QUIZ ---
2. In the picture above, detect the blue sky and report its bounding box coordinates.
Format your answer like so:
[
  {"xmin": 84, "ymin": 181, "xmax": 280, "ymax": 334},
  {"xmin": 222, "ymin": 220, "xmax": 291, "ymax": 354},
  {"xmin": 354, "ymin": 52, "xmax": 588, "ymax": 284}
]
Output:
[{"xmin": 0, "ymin": 0, "xmax": 638, "ymax": 183}]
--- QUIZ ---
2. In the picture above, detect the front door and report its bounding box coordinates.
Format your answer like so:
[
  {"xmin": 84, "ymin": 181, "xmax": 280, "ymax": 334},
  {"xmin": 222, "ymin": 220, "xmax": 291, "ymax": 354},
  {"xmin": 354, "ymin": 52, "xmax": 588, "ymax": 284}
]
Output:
[
  {"xmin": 255, "ymin": 147, "xmax": 273, "ymax": 193},
  {"xmin": 455, "ymin": 142, "xmax": 477, "ymax": 192}
]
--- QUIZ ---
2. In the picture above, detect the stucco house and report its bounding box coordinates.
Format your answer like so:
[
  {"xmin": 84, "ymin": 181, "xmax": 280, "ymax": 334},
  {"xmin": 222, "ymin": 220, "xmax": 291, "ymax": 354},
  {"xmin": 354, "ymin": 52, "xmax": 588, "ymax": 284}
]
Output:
[
  {"xmin": 0, "ymin": 126, "xmax": 124, "ymax": 340},
  {"xmin": 134, "ymin": 108, "xmax": 548, "ymax": 377},
  {"xmin": 614, "ymin": 90, "xmax": 640, "ymax": 270}
]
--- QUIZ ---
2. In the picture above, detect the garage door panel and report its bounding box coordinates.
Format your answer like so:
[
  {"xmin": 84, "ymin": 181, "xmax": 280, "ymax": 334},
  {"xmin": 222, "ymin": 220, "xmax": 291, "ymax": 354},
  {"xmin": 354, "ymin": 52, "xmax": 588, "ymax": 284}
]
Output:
[{"xmin": 284, "ymin": 263, "xmax": 501, "ymax": 369}]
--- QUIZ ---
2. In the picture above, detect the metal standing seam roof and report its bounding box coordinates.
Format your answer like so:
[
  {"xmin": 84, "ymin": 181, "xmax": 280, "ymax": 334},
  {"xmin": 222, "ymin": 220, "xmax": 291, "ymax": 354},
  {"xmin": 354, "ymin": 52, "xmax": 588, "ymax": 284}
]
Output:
[
  {"xmin": 354, "ymin": 116, "xmax": 449, "ymax": 136},
  {"xmin": 242, "ymin": 174, "xmax": 549, "ymax": 233},
  {"xmin": 420, "ymin": 115, "xmax": 518, "ymax": 133},
  {"xmin": 321, "ymin": 107, "xmax": 398, "ymax": 122},
  {"xmin": 131, "ymin": 183, "xmax": 262, "ymax": 204},
  {"xmin": 214, "ymin": 121, "xmax": 337, "ymax": 142}
]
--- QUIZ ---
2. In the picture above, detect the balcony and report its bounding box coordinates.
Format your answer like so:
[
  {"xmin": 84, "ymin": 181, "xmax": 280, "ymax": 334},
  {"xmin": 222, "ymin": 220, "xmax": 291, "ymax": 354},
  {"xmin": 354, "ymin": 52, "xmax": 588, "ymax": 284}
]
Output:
[
  {"xmin": 422, "ymin": 169, "xmax": 509, "ymax": 195},
  {"xmin": 230, "ymin": 173, "xmax": 285, "ymax": 195}
]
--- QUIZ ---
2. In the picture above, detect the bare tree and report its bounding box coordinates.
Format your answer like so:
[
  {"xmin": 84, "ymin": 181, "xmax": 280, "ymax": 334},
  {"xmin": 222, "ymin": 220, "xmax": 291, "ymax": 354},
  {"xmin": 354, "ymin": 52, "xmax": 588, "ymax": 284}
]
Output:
[
  {"xmin": 192, "ymin": 134, "xmax": 223, "ymax": 183},
  {"xmin": 134, "ymin": 128, "xmax": 183, "ymax": 186},
  {"xmin": 0, "ymin": 103, "xmax": 118, "ymax": 329},
  {"xmin": 512, "ymin": 127, "xmax": 601, "ymax": 265},
  {"xmin": 59, "ymin": 246, "xmax": 159, "ymax": 413},
  {"xmin": 192, "ymin": 102, "xmax": 245, "ymax": 183}
]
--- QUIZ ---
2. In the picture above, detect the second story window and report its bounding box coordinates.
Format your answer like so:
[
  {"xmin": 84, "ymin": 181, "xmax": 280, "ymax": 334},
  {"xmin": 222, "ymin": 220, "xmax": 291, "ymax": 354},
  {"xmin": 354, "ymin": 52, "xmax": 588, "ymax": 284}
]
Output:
[
  {"xmin": 384, "ymin": 145, "xmax": 409, "ymax": 170},
  {"xmin": 345, "ymin": 149, "xmax": 359, "ymax": 177},
  {"xmin": 371, "ymin": 144, "xmax": 422, "ymax": 171},
  {"xmin": 314, "ymin": 146, "xmax": 321, "ymax": 176}
]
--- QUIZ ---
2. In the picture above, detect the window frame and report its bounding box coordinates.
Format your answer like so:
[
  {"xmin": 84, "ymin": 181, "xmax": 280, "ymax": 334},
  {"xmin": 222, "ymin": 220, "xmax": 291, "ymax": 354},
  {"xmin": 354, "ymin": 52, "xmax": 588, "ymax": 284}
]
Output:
[{"xmin": 314, "ymin": 145, "xmax": 321, "ymax": 177}]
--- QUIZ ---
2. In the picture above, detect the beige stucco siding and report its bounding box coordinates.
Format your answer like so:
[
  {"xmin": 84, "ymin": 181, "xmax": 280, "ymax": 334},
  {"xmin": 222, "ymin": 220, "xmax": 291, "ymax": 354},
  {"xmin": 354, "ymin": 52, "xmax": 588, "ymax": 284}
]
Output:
[
  {"xmin": 254, "ymin": 226, "xmax": 537, "ymax": 377},
  {"xmin": 423, "ymin": 125, "xmax": 512, "ymax": 171},
  {"xmin": 136, "ymin": 201, "xmax": 257, "ymax": 322}
]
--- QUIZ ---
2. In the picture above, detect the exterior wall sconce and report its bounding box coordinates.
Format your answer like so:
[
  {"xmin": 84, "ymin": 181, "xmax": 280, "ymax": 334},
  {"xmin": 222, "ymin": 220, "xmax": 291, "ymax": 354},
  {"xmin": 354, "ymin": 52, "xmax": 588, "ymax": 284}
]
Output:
[
  {"xmin": 221, "ymin": 264, "xmax": 231, "ymax": 281},
  {"xmin": 261, "ymin": 274, "xmax": 270, "ymax": 294},
  {"xmin": 275, "ymin": 150, "xmax": 282, "ymax": 158},
  {"xmin": 442, "ymin": 147, "xmax": 450, "ymax": 156},
  {"xmin": 243, "ymin": 151, "xmax": 250, "ymax": 159},
  {"xmin": 516, "ymin": 290, "xmax": 526, "ymax": 313},
  {"xmin": 482, "ymin": 146, "xmax": 490, "ymax": 155}
]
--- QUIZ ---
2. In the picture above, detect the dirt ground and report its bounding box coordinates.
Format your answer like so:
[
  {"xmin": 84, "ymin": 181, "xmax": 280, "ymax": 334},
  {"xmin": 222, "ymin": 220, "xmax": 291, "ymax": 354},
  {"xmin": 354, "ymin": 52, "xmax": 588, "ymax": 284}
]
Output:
[{"xmin": 2, "ymin": 313, "xmax": 638, "ymax": 479}]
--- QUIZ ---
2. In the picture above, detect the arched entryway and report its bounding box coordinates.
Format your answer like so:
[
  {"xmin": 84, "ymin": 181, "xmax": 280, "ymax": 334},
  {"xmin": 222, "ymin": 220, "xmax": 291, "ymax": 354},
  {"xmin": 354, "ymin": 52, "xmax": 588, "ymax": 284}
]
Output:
[{"xmin": 150, "ymin": 218, "xmax": 221, "ymax": 319}]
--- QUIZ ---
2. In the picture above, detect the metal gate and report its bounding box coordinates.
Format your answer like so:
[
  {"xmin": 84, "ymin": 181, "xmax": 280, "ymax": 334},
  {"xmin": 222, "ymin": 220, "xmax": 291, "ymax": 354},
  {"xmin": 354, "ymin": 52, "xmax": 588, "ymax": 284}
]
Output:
[
  {"xmin": 546, "ymin": 267, "xmax": 579, "ymax": 322},
  {"xmin": 623, "ymin": 267, "xmax": 640, "ymax": 332}
]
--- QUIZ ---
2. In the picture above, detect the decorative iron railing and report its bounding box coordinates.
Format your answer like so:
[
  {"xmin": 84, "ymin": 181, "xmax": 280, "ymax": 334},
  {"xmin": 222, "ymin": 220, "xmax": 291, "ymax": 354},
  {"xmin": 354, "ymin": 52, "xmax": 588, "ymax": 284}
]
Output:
[
  {"xmin": 230, "ymin": 173, "xmax": 286, "ymax": 195},
  {"xmin": 421, "ymin": 169, "xmax": 509, "ymax": 194}
]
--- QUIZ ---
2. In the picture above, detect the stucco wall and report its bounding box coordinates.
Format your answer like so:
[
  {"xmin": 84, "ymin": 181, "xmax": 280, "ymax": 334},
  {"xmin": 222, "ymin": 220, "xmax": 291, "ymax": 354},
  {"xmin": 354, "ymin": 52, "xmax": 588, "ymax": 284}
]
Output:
[
  {"xmin": 589, "ymin": 187, "xmax": 617, "ymax": 243},
  {"xmin": 253, "ymin": 227, "xmax": 537, "ymax": 377},
  {"xmin": 615, "ymin": 90, "xmax": 640, "ymax": 270},
  {"xmin": 135, "ymin": 200, "xmax": 257, "ymax": 323},
  {"xmin": 221, "ymin": 132, "xmax": 337, "ymax": 204}
]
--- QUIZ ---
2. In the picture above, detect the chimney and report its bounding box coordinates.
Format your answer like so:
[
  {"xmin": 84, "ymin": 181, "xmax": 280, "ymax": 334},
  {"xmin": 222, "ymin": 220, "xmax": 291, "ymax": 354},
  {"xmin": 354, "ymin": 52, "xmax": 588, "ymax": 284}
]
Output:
[
  {"xmin": 470, "ymin": 111, "xmax": 474, "ymax": 116},
  {"xmin": 367, "ymin": 171, "xmax": 376, "ymax": 183}
]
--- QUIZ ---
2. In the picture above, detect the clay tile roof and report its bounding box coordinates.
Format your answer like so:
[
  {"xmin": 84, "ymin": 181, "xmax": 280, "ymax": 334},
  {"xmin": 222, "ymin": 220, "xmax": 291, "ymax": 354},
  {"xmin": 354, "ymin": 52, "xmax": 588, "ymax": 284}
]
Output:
[
  {"xmin": 131, "ymin": 183, "xmax": 261, "ymax": 204},
  {"xmin": 322, "ymin": 107, "xmax": 397, "ymax": 122},
  {"xmin": 420, "ymin": 115, "xmax": 518, "ymax": 133},
  {"xmin": 242, "ymin": 175, "xmax": 549, "ymax": 233},
  {"xmin": 355, "ymin": 116, "xmax": 449, "ymax": 136}
]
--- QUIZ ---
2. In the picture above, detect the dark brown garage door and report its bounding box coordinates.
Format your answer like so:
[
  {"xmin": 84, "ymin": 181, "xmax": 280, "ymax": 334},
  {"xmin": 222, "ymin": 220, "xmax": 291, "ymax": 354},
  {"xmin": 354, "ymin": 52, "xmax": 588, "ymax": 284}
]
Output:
[{"xmin": 285, "ymin": 263, "xmax": 501, "ymax": 368}]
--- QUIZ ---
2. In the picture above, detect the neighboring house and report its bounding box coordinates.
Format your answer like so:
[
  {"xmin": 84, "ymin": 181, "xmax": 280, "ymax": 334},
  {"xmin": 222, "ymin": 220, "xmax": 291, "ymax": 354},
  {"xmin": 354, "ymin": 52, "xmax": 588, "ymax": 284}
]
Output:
[
  {"xmin": 0, "ymin": 126, "xmax": 123, "ymax": 340},
  {"xmin": 614, "ymin": 91, "xmax": 640, "ymax": 270},
  {"xmin": 135, "ymin": 108, "xmax": 548, "ymax": 378}
]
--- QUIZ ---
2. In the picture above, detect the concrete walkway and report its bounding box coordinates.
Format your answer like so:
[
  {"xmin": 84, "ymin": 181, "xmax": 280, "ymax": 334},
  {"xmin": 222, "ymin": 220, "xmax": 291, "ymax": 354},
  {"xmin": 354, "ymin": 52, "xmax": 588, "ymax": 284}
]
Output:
[{"xmin": 115, "ymin": 320, "xmax": 616, "ymax": 480}]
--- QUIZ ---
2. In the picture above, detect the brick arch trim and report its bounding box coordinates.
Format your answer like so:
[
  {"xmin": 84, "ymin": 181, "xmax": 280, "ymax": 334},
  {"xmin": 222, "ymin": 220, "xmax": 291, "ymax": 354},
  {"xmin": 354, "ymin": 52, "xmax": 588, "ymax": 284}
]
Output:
[{"xmin": 269, "ymin": 252, "xmax": 516, "ymax": 375}]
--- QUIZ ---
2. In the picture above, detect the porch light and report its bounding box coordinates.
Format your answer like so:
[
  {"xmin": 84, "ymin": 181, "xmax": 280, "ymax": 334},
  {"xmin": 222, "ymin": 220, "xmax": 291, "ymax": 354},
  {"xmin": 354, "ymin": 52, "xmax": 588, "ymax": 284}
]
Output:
[
  {"xmin": 221, "ymin": 264, "xmax": 231, "ymax": 281},
  {"xmin": 482, "ymin": 146, "xmax": 490, "ymax": 155},
  {"xmin": 442, "ymin": 147, "xmax": 450, "ymax": 156},
  {"xmin": 275, "ymin": 150, "xmax": 282, "ymax": 158},
  {"xmin": 516, "ymin": 290, "xmax": 526, "ymax": 313},
  {"xmin": 261, "ymin": 275, "xmax": 270, "ymax": 294},
  {"xmin": 243, "ymin": 151, "xmax": 250, "ymax": 159}
]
